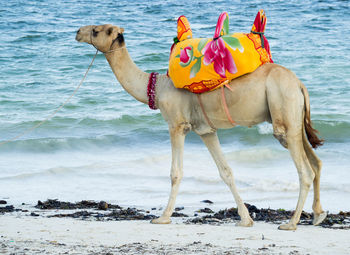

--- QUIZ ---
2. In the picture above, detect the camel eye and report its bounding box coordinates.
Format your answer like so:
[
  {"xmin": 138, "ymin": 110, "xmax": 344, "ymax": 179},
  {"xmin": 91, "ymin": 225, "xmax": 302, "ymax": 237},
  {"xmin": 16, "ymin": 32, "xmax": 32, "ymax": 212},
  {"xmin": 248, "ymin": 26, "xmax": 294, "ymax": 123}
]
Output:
[{"xmin": 92, "ymin": 29, "xmax": 99, "ymax": 37}]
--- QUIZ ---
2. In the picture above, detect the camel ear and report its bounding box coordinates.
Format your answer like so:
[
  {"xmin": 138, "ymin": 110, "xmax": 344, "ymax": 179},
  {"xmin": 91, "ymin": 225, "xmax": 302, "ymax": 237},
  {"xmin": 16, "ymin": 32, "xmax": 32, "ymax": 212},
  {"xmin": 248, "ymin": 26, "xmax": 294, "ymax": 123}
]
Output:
[
  {"xmin": 107, "ymin": 27, "xmax": 113, "ymax": 36},
  {"xmin": 119, "ymin": 27, "xmax": 124, "ymax": 34},
  {"xmin": 116, "ymin": 32, "xmax": 125, "ymax": 45}
]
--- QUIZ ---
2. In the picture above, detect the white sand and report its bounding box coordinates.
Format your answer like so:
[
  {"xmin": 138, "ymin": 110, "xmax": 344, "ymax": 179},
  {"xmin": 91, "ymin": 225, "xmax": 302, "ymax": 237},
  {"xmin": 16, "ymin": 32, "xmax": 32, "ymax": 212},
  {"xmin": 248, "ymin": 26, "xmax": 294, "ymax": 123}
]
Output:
[{"xmin": 0, "ymin": 214, "xmax": 349, "ymax": 254}]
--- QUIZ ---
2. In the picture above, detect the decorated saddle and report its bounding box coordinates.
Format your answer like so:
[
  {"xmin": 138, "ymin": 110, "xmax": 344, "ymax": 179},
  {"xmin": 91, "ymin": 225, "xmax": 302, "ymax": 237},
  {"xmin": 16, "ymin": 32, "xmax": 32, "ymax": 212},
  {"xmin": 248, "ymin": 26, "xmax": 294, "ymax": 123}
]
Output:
[{"xmin": 168, "ymin": 10, "xmax": 273, "ymax": 94}]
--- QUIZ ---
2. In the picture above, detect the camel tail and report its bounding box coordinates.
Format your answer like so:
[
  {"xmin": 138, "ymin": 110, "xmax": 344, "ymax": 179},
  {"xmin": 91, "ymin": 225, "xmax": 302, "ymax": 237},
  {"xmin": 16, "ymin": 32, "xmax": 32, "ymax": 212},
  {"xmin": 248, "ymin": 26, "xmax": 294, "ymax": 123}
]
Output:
[{"xmin": 300, "ymin": 82, "xmax": 324, "ymax": 149}]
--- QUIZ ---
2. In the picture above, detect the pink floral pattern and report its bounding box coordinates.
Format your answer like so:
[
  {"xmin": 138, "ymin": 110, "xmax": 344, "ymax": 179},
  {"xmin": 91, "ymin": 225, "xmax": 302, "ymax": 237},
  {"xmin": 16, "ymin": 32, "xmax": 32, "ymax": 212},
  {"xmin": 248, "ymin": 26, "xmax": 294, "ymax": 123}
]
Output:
[
  {"xmin": 202, "ymin": 37, "xmax": 237, "ymax": 78},
  {"xmin": 179, "ymin": 46, "xmax": 193, "ymax": 67},
  {"xmin": 201, "ymin": 12, "xmax": 237, "ymax": 78}
]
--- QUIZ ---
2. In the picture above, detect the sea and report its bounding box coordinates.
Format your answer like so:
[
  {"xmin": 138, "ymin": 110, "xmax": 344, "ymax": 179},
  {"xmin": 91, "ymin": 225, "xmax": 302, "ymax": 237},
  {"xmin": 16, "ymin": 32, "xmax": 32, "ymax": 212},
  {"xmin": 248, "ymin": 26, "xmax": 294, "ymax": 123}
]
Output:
[{"xmin": 1, "ymin": 0, "xmax": 350, "ymax": 213}]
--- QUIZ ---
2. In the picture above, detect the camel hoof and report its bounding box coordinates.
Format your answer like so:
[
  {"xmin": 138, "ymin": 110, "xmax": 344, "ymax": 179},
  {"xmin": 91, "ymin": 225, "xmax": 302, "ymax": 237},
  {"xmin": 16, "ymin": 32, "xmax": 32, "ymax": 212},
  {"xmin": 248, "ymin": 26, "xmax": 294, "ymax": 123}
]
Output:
[
  {"xmin": 278, "ymin": 223, "xmax": 297, "ymax": 231},
  {"xmin": 151, "ymin": 216, "xmax": 171, "ymax": 224},
  {"xmin": 313, "ymin": 211, "xmax": 327, "ymax": 226},
  {"xmin": 235, "ymin": 218, "xmax": 254, "ymax": 227}
]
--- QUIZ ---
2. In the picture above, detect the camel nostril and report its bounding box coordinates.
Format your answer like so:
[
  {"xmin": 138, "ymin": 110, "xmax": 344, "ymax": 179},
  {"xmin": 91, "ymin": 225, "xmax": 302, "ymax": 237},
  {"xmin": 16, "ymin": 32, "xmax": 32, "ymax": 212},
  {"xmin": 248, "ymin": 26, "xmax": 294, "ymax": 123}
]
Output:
[{"xmin": 77, "ymin": 29, "xmax": 81, "ymax": 34}]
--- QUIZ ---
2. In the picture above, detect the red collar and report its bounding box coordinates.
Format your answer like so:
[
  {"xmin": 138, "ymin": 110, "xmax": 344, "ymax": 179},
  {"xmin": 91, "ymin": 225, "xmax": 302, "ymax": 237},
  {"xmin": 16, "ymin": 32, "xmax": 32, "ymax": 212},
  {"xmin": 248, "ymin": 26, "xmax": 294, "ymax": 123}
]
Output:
[{"xmin": 147, "ymin": 72, "xmax": 158, "ymax": 110}]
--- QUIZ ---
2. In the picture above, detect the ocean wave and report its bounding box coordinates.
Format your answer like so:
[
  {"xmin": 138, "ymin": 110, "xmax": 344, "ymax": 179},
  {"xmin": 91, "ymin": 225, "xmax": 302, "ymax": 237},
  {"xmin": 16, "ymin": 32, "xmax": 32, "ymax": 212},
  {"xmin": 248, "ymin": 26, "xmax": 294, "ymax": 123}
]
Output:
[
  {"xmin": 315, "ymin": 120, "xmax": 350, "ymax": 141},
  {"xmin": 0, "ymin": 112, "xmax": 166, "ymax": 130},
  {"xmin": 240, "ymin": 179, "xmax": 299, "ymax": 193},
  {"xmin": 217, "ymin": 119, "xmax": 350, "ymax": 144},
  {"xmin": 0, "ymin": 129, "xmax": 170, "ymax": 153},
  {"xmin": 1, "ymin": 118, "xmax": 350, "ymax": 153},
  {"xmin": 225, "ymin": 147, "xmax": 288, "ymax": 163},
  {"xmin": 13, "ymin": 34, "xmax": 42, "ymax": 42},
  {"xmin": 136, "ymin": 52, "xmax": 169, "ymax": 63},
  {"xmin": 257, "ymin": 123, "xmax": 273, "ymax": 135},
  {"xmin": 0, "ymin": 166, "xmax": 76, "ymax": 181},
  {"xmin": 1, "ymin": 0, "xmax": 350, "ymax": 157}
]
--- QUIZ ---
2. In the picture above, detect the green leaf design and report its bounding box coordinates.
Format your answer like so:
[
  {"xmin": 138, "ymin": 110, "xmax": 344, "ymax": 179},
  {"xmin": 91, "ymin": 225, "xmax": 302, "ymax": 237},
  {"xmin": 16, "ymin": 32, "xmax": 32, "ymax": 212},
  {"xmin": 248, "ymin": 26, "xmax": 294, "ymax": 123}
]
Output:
[
  {"xmin": 190, "ymin": 58, "xmax": 201, "ymax": 78},
  {"xmin": 175, "ymin": 54, "xmax": 180, "ymax": 58},
  {"xmin": 222, "ymin": 36, "xmax": 244, "ymax": 52},
  {"xmin": 198, "ymin": 38, "xmax": 209, "ymax": 53},
  {"xmin": 222, "ymin": 16, "xmax": 229, "ymax": 35},
  {"xmin": 180, "ymin": 61, "xmax": 190, "ymax": 67}
]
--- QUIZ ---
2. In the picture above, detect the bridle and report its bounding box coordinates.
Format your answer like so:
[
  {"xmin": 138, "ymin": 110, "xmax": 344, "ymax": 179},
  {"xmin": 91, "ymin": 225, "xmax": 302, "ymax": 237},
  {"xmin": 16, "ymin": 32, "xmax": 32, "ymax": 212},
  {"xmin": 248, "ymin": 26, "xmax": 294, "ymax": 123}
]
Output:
[{"xmin": 90, "ymin": 27, "xmax": 126, "ymax": 54}]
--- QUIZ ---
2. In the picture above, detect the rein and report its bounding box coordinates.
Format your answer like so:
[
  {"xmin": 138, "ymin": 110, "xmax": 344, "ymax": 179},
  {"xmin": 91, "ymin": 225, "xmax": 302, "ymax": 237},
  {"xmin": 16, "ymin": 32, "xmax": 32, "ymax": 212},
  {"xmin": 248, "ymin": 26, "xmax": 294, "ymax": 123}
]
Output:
[{"xmin": 0, "ymin": 50, "xmax": 98, "ymax": 147}]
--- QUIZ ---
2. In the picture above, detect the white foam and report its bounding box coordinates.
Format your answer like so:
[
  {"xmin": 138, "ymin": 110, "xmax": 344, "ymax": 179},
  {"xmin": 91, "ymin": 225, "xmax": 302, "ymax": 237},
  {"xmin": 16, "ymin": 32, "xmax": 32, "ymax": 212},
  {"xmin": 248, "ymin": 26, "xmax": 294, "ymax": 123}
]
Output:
[
  {"xmin": 1, "ymin": 143, "xmax": 350, "ymax": 212},
  {"xmin": 257, "ymin": 122, "xmax": 274, "ymax": 135}
]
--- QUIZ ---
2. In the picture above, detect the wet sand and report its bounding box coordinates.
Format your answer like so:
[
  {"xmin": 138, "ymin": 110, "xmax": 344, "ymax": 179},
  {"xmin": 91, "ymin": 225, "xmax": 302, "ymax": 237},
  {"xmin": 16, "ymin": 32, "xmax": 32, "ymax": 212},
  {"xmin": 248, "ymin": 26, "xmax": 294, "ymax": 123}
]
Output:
[{"xmin": 1, "ymin": 200, "xmax": 349, "ymax": 254}]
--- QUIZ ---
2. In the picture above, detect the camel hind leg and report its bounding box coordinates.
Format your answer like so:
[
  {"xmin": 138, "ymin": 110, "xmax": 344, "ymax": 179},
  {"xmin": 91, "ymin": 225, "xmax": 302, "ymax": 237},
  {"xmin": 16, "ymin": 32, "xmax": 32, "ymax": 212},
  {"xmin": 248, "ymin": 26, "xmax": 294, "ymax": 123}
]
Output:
[
  {"xmin": 302, "ymin": 131, "xmax": 327, "ymax": 225},
  {"xmin": 278, "ymin": 131, "xmax": 315, "ymax": 230},
  {"xmin": 266, "ymin": 66, "xmax": 316, "ymax": 230}
]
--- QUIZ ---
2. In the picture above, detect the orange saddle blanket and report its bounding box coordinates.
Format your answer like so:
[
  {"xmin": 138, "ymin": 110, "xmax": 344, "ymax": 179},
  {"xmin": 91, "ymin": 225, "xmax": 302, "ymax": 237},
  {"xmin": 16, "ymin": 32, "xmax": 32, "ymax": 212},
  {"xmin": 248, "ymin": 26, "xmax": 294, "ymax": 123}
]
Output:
[{"xmin": 168, "ymin": 10, "xmax": 273, "ymax": 94}]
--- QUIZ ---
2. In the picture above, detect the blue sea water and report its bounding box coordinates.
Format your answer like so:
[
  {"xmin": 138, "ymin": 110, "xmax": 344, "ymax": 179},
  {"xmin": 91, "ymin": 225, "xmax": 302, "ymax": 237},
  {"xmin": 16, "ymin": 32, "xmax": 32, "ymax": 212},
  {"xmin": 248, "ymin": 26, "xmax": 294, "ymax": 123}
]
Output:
[{"xmin": 1, "ymin": 0, "xmax": 350, "ymax": 212}]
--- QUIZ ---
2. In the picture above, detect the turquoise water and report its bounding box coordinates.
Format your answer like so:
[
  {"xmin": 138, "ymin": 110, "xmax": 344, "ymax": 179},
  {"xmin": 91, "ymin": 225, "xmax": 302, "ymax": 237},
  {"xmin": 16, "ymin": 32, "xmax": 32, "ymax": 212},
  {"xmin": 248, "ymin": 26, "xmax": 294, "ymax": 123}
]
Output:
[{"xmin": 1, "ymin": 0, "xmax": 350, "ymax": 211}]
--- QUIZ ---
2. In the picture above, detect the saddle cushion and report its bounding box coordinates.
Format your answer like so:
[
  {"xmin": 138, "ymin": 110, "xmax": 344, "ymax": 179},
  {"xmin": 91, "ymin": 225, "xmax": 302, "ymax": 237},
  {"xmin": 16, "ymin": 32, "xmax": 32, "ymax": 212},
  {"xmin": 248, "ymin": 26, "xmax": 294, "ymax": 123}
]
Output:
[{"xmin": 168, "ymin": 10, "xmax": 273, "ymax": 94}]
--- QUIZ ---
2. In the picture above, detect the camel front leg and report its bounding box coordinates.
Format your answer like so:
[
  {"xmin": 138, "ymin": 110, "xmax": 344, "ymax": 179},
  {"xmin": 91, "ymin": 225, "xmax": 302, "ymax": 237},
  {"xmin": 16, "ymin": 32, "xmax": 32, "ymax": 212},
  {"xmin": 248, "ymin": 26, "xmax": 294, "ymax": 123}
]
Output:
[
  {"xmin": 200, "ymin": 132, "xmax": 253, "ymax": 227},
  {"xmin": 151, "ymin": 126, "xmax": 185, "ymax": 224}
]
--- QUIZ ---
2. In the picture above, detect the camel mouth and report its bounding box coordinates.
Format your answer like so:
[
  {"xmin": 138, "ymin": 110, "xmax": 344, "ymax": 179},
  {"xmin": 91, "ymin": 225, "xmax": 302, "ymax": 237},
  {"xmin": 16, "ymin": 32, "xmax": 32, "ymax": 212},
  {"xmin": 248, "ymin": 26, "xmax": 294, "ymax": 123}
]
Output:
[
  {"xmin": 75, "ymin": 26, "xmax": 94, "ymax": 43},
  {"xmin": 75, "ymin": 33, "xmax": 83, "ymax": 42}
]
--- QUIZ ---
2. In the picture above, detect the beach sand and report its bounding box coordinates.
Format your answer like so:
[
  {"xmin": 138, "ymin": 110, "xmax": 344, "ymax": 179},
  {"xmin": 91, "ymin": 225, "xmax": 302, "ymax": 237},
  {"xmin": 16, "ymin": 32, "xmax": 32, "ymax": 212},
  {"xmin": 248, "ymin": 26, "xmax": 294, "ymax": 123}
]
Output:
[{"xmin": 1, "ymin": 214, "xmax": 349, "ymax": 254}]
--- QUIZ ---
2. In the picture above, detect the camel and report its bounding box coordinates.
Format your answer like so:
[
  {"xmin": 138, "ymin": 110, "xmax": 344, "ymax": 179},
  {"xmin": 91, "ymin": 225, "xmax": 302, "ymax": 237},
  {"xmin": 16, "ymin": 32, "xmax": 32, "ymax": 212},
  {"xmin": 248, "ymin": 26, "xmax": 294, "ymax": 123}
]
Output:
[{"xmin": 75, "ymin": 24, "xmax": 327, "ymax": 230}]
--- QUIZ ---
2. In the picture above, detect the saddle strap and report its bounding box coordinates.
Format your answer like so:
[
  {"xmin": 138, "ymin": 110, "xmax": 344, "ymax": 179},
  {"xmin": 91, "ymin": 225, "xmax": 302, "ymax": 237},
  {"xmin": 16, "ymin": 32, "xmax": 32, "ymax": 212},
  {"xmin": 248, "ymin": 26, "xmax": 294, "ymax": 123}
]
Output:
[
  {"xmin": 221, "ymin": 86, "xmax": 236, "ymax": 126},
  {"xmin": 197, "ymin": 85, "xmax": 236, "ymax": 129},
  {"xmin": 251, "ymin": 31, "xmax": 265, "ymax": 49},
  {"xmin": 197, "ymin": 94, "xmax": 216, "ymax": 130}
]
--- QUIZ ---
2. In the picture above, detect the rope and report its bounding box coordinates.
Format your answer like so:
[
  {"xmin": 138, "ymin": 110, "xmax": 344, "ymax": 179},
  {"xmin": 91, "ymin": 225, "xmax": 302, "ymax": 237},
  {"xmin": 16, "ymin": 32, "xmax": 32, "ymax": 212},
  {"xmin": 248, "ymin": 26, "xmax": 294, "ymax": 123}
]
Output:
[
  {"xmin": 197, "ymin": 94, "xmax": 216, "ymax": 130},
  {"xmin": 221, "ymin": 86, "xmax": 236, "ymax": 126},
  {"xmin": 251, "ymin": 31, "xmax": 265, "ymax": 49},
  {"xmin": 0, "ymin": 50, "xmax": 99, "ymax": 147}
]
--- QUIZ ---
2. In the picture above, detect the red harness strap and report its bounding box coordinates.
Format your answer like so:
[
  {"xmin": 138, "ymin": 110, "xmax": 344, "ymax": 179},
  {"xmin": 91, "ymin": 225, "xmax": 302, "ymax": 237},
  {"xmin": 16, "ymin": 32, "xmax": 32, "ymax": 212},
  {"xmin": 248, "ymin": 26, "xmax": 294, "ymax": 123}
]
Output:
[
  {"xmin": 221, "ymin": 85, "xmax": 236, "ymax": 126},
  {"xmin": 197, "ymin": 84, "xmax": 236, "ymax": 129},
  {"xmin": 197, "ymin": 94, "xmax": 216, "ymax": 129}
]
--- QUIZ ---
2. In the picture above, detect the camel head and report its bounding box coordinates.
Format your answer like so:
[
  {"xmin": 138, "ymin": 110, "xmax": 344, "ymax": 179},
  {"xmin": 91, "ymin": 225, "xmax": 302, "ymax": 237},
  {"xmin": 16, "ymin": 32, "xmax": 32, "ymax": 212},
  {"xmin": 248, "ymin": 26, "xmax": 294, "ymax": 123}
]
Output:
[{"xmin": 76, "ymin": 24, "xmax": 125, "ymax": 53}]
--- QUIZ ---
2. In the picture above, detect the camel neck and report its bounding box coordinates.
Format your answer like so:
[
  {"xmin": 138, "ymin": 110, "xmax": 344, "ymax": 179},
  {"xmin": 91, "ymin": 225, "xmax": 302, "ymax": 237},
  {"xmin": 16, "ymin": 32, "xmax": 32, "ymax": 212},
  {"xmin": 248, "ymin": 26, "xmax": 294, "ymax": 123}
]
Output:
[{"xmin": 104, "ymin": 47, "xmax": 149, "ymax": 104}]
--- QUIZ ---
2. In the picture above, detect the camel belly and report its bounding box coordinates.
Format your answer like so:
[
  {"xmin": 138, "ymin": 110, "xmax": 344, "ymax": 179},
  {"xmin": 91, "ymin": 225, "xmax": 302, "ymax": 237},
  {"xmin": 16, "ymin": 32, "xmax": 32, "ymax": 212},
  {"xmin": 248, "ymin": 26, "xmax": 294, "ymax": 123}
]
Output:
[
  {"xmin": 197, "ymin": 68, "xmax": 271, "ymax": 129},
  {"xmin": 209, "ymin": 98, "xmax": 270, "ymax": 129}
]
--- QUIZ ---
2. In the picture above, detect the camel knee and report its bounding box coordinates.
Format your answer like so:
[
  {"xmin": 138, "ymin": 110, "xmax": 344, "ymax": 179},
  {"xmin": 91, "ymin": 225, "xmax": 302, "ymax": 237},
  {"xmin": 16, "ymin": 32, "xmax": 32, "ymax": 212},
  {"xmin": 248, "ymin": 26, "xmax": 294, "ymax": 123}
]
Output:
[
  {"xmin": 172, "ymin": 122, "xmax": 191, "ymax": 136},
  {"xmin": 300, "ymin": 170, "xmax": 315, "ymax": 189},
  {"xmin": 301, "ymin": 178, "xmax": 312, "ymax": 189},
  {"xmin": 171, "ymin": 171, "xmax": 183, "ymax": 186},
  {"xmin": 219, "ymin": 166, "xmax": 234, "ymax": 184},
  {"xmin": 274, "ymin": 132, "xmax": 288, "ymax": 148},
  {"xmin": 272, "ymin": 121, "xmax": 288, "ymax": 148}
]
